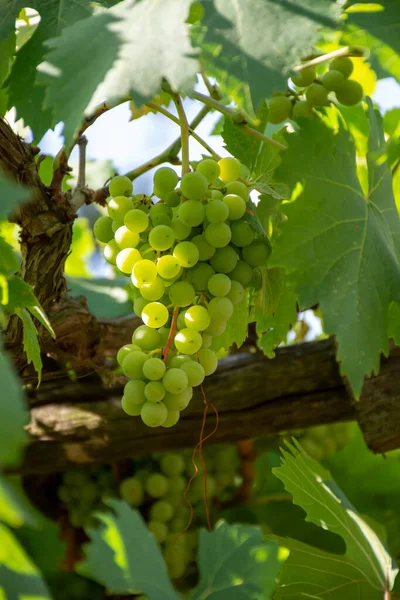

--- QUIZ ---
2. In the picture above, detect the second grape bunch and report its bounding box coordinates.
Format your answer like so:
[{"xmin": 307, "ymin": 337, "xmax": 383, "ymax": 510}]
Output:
[{"xmin": 94, "ymin": 157, "xmax": 269, "ymax": 429}]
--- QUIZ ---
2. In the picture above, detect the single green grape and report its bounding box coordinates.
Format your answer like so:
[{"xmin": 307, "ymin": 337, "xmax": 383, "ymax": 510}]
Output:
[
  {"xmin": 329, "ymin": 56, "xmax": 353, "ymax": 79},
  {"xmin": 290, "ymin": 66, "xmax": 316, "ymax": 87},
  {"xmin": 144, "ymin": 381, "xmax": 166, "ymax": 403},
  {"xmin": 141, "ymin": 302, "xmax": 169, "ymax": 328},
  {"xmin": 210, "ymin": 189, "xmax": 224, "ymax": 201},
  {"xmin": 174, "ymin": 328, "xmax": 203, "ymax": 354},
  {"xmin": 178, "ymin": 200, "xmax": 206, "ymax": 227},
  {"xmin": 160, "ymin": 454, "xmax": 185, "ymax": 476},
  {"xmin": 225, "ymin": 181, "xmax": 249, "ymax": 201},
  {"xmin": 140, "ymin": 277, "xmax": 165, "ymax": 301},
  {"xmin": 227, "ymin": 279, "xmax": 245, "ymax": 304},
  {"xmin": 173, "ymin": 241, "xmax": 199, "ymax": 268},
  {"xmin": 163, "ymin": 386, "xmax": 193, "ymax": 411},
  {"xmin": 153, "ymin": 167, "xmax": 179, "ymax": 194},
  {"xmin": 117, "ymin": 343, "xmax": 140, "ymax": 366},
  {"xmin": 223, "ymin": 194, "xmax": 246, "ymax": 220},
  {"xmin": 186, "ymin": 262, "xmax": 215, "ymax": 291},
  {"xmin": 292, "ymin": 100, "xmax": 312, "ymax": 118},
  {"xmin": 230, "ymin": 260, "xmax": 253, "ymax": 287},
  {"xmin": 210, "ymin": 246, "xmax": 238, "ymax": 273},
  {"xmin": 168, "ymin": 354, "xmax": 191, "ymax": 368},
  {"xmin": 150, "ymin": 499, "xmax": 174, "ymax": 522},
  {"xmin": 181, "ymin": 361, "xmax": 205, "ymax": 387},
  {"xmin": 267, "ymin": 95, "xmax": 292, "ymax": 124},
  {"xmin": 320, "ymin": 69, "xmax": 345, "ymax": 92},
  {"xmin": 204, "ymin": 222, "xmax": 231, "ymax": 248},
  {"xmin": 191, "ymin": 234, "xmax": 215, "ymax": 261},
  {"xmin": 208, "ymin": 273, "xmax": 231, "ymax": 297},
  {"xmin": 150, "ymin": 202, "xmax": 172, "ymax": 220},
  {"xmin": 109, "ymin": 175, "xmax": 133, "ymax": 198},
  {"xmin": 103, "ymin": 240, "xmax": 119, "ymax": 265},
  {"xmin": 242, "ymin": 240, "xmax": 271, "ymax": 266},
  {"xmin": 169, "ymin": 281, "xmax": 196, "ymax": 307},
  {"xmin": 196, "ymin": 158, "xmax": 220, "ymax": 182},
  {"xmin": 218, "ymin": 157, "xmax": 241, "ymax": 182},
  {"xmin": 148, "ymin": 225, "xmax": 175, "ymax": 251},
  {"xmin": 180, "ymin": 171, "xmax": 208, "ymax": 200},
  {"xmin": 170, "ymin": 218, "xmax": 192, "ymax": 240},
  {"xmin": 165, "ymin": 190, "xmax": 181, "ymax": 207},
  {"xmin": 132, "ymin": 325, "xmax": 162, "ymax": 351},
  {"xmin": 148, "ymin": 520, "xmax": 168, "ymax": 543},
  {"xmin": 122, "ymin": 395, "xmax": 144, "ymax": 416},
  {"xmin": 134, "ymin": 296, "xmax": 149, "ymax": 317},
  {"xmin": 145, "ymin": 473, "xmax": 169, "ymax": 497},
  {"xmin": 163, "ymin": 368, "xmax": 189, "ymax": 394},
  {"xmin": 208, "ymin": 296, "xmax": 233, "ymax": 320},
  {"xmin": 157, "ymin": 255, "xmax": 181, "ymax": 280},
  {"xmin": 94, "ymin": 216, "xmax": 114, "ymax": 243},
  {"xmin": 122, "ymin": 350, "xmax": 147, "ymax": 379},
  {"xmin": 114, "ymin": 225, "xmax": 140, "ymax": 249},
  {"xmin": 197, "ymin": 348, "xmax": 218, "ymax": 375},
  {"xmin": 107, "ymin": 195, "xmax": 133, "ymax": 220},
  {"xmin": 131, "ymin": 259, "xmax": 157, "ymax": 287},
  {"xmin": 119, "ymin": 476, "xmax": 143, "ymax": 507},
  {"xmin": 161, "ymin": 410, "xmax": 180, "ymax": 427},
  {"xmin": 116, "ymin": 248, "xmax": 141, "ymax": 273},
  {"xmin": 335, "ymin": 79, "xmax": 364, "ymax": 106},
  {"xmin": 124, "ymin": 379, "xmax": 146, "ymax": 404},
  {"xmin": 206, "ymin": 200, "xmax": 229, "ymax": 223},
  {"xmin": 230, "ymin": 220, "xmax": 255, "ymax": 247},
  {"xmin": 306, "ymin": 83, "xmax": 329, "ymax": 107},
  {"xmin": 124, "ymin": 209, "xmax": 149, "ymax": 234}
]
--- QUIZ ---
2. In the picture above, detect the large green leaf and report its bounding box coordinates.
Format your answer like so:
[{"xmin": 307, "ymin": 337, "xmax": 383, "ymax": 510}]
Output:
[
  {"xmin": 191, "ymin": 521, "xmax": 280, "ymax": 600},
  {"xmin": 269, "ymin": 101, "xmax": 400, "ymax": 396},
  {"xmin": 211, "ymin": 293, "xmax": 249, "ymax": 352},
  {"xmin": 67, "ymin": 277, "xmax": 131, "ymax": 319},
  {"xmin": 0, "ymin": 475, "xmax": 38, "ymax": 529},
  {"xmin": 0, "ymin": 347, "xmax": 27, "ymax": 468},
  {"xmin": 37, "ymin": 0, "xmax": 198, "ymax": 147},
  {"xmin": 272, "ymin": 441, "xmax": 398, "ymax": 598},
  {"xmin": 0, "ymin": 523, "xmax": 51, "ymax": 600},
  {"xmin": 199, "ymin": 0, "xmax": 341, "ymax": 114},
  {"xmin": 79, "ymin": 499, "xmax": 179, "ymax": 599}
]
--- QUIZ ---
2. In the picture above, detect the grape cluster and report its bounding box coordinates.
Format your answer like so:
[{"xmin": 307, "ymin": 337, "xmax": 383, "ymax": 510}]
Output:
[
  {"xmin": 268, "ymin": 56, "xmax": 364, "ymax": 124},
  {"xmin": 94, "ymin": 158, "xmax": 269, "ymax": 429},
  {"xmin": 58, "ymin": 466, "xmax": 116, "ymax": 528},
  {"xmin": 297, "ymin": 423, "xmax": 352, "ymax": 462},
  {"xmin": 120, "ymin": 446, "xmax": 241, "ymax": 580}
]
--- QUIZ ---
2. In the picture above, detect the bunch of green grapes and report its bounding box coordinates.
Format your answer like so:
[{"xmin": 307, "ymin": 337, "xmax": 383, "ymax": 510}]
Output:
[
  {"xmin": 94, "ymin": 157, "xmax": 269, "ymax": 429},
  {"xmin": 298, "ymin": 423, "xmax": 353, "ymax": 462},
  {"xmin": 119, "ymin": 446, "xmax": 241, "ymax": 580},
  {"xmin": 58, "ymin": 466, "xmax": 116, "ymax": 528},
  {"xmin": 267, "ymin": 55, "xmax": 365, "ymax": 124}
]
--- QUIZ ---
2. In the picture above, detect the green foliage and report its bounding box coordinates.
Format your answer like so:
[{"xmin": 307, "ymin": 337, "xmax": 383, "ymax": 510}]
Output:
[
  {"xmin": 0, "ymin": 476, "xmax": 38, "ymax": 528},
  {"xmin": 66, "ymin": 277, "xmax": 131, "ymax": 319},
  {"xmin": 272, "ymin": 441, "xmax": 398, "ymax": 598},
  {"xmin": 0, "ymin": 348, "xmax": 27, "ymax": 469},
  {"xmin": 270, "ymin": 101, "xmax": 400, "ymax": 396}
]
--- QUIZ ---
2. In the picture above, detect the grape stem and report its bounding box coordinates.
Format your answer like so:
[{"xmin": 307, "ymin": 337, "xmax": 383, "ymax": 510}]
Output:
[
  {"xmin": 70, "ymin": 136, "xmax": 89, "ymax": 210},
  {"xmin": 292, "ymin": 45, "xmax": 368, "ymax": 72},
  {"xmin": 172, "ymin": 93, "xmax": 190, "ymax": 175},
  {"xmin": 191, "ymin": 91, "xmax": 287, "ymax": 151},
  {"xmin": 162, "ymin": 306, "xmax": 179, "ymax": 364}
]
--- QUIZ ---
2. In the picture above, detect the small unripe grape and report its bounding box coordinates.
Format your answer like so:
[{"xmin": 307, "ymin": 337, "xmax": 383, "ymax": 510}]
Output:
[
  {"xmin": 165, "ymin": 190, "xmax": 180, "ymax": 207},
  {"xmin": 210, "ymin": 246, "xmax": 238, "ymax": 273},
  {"xmin": 268, "ymin": 95, "xmax": 292, "ymax": 124},
  {"xmin": 320, "ymin": 69, "xmax": 345, "ymax": 92},
  {"xmin": 191, "ymin": 234, "xmax": 215, "ymax": 261},
  {"xmin": 158, "ymin": 326, "xmax": 170, "ymax": 346},
  {"xmin": 114, "ymin": 225, "xmax": 140, "ymax": 249},
  {"xmin": 142, "ymin": 302, "xmax": 169, "ymax": 328},
  {"xmin": 208, "ymin": 273, "xmax": 231, "ymax": 297},
  {"xmin": 170, "ymin": 218, "xmax": 191, "ymax": 240},
  {"xmin": 107, "ymin": 195, "xmax": 133, "ymax": 220},
  {"xmin": 204, "ymin": 222, "xmax": 231, "ymax": 248},
  {"xmin": 174, "ymin": 328, "xmax": 203, "ymax": 354},
  {"xmin": 119, "ymin": 476, "xmax": 143, "ymax": 507},
  {"xmin": 109, "ymin": 175, "xmax": 133, "ymax": 198},
  {"xmin": 196, "ymin": 158, "xmax": 220, "ymax": 182},
  {"xmin": 144, "ymin": 381, "xmax": 165, "ymax": 403},
  {"xmin": 173, "ymin": 241, "xmax": 199, "ymax": 268},
  {"xmin": 204, "ymin": 317, "xmax": 227, "ymax": 336},
  {"xmin": 124, "ymin": 209, "xmax": 149, "ymax": 234},
  {"xmin": 206, "ymin": 200, "xmax": 229, "ymax": 223},
  {"xmin": 161, "ymin": 410, "xmax": 180, "ymax": 427},
  {"xmin": 227, "ymin": 280, "xmax": 245, "ymax": 304},
  {"xmin": 140, "ymin": 277, "xmax": 165, "ymax": 301},
  {"xmin": 335, "ymin": 79, "xmax": 364, "ymax": 106},
  {"xmin": 225, "ymin": 181, "xmax": 249, "ymax": 201},
  {"xmin": 148, "ymin": 520, "xmax": 168, "ymax": 542},
  {"xmin": 187, "ymin": 262, "xmax": 215, "ymax": 291},
  {"xmin": 163, "ymin": 368, "xmax": 189, "ymax": 394},
  {"xmin": 169, "ymin": 354, "xmax": 191, "ymax": 368},
  {"xmin": 132, "ymin": 325, "xmax": 161, "ymax": 351},
  {"xmin": 148, "ymin": 225, "xmax": 175, "ymax": 251},
  {"xmin": 150, "ymin": 202, "xmax": 172, "ymax": 219},
  {"xmin": 153, "ymin": 167, "xmax": 179, "ymax": 194},
  {"xmin": 211, "ymin": 189, "xmax": 224, "ymax": 201},
  {"xmin": 157, "ymin": 255, "xmax": 181, "ymax": 280},
  {"xmin": 292, "ymin": 100, "xmax": 312, "ymax": 118},
  {"xmin": 163, "ymin": 387, "xmax": 193, "ymax": 411},
  {"xmin": 184, "ymin": 305, "xmax": 211, "ymax": 331},
  {"xmin": 94, "ymin": 216, "xmax": 114, "ymax": 243},
  {"xmin": 117, "ymin": 343, "xmax": 140, "ymax": 365},
  {"xmin": 122, "ymin": 395, "xmax": 144, "ymax": 416},
  {"xmin": 181, "ymin": 360, "xmax": 205, "ymax": 387},
  {"xmin": 180, "ymin": 171, "xmax": 208, "ymax": 200},
  {"xmin": 146, "ymin": 473, "xmax": 169, "ymax": 497},
  {"xmin": 251, "ymin": 266, "xmax": 264, "ymax": 289},
  {"xmin": 230, "ymin": 220, "xmax": 255, "ymax": 247},
  {"xmin": 161, "ymin": 454, "xmax": 185, "ymax": 476},
  {"xmin": 150, "ymin": 500, "xmax": 174, "ymax": 522},
  {"xmin": 104, "ymin": 240, "xmax": 119, "ymax": 265},
  {"xmin": 124, "ymin": 379, "xmax": 146, "ymax": 404},
  {"xmin": 223, "ymin": 194, "xmax": 246, "ymax": 220},
  {"xmin": 169, "ymin": 281, "xmax": 195, "ymax": 307},
  {"xmin": 178, "ymin": 200, "xmax": 206, "ymax": 227},
  {"xmin": 329, "ymin": 56, "xmax": 353, "ymax": 79},
  {"xmin": 197, "ymin": 348, "xmax": 218, "ymax": 375},
  {"xmin": 306, "ymin": 83, "xmax": 329, "ymax": 107},
  {"xmin": 218, "ymin": 157, "xmax": 241, "ymax": 182},
  {"xmin": 131, "ymin": 259, "xmax": 157, "ymax": 287},
  {"xmin": 290, "ymin": 66, "xmax": 316, "ymax": 87},
  {"xmin": 208, "ymin": 297, "xmax": 234, "ymax": 320},
  {"xmin": 122, "ymin": 350, "xmax": 147, "ymax": 379},
  {"xmin": 242, "ymin": 240, "xmax": 271, "ymax": 266},
  {"xmin": 134, "ymin": 296, "xmax": 149, "ymax": 317},
  {"xmin": 116, "ymin": 248, "xmax": 141, "ymax": 273},
  {"xmin": 230, "ymin": 260, "xmax": 253, "ymax": 286}
]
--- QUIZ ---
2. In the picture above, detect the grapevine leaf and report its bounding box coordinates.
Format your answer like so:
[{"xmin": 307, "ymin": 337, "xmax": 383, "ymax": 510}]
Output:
[
  {"xmin": 221, "ymin": 102, "xmax": 268, "ymax": 171},
  {"xmin": 211, "ymin": 293, "xmax": 249, "ymax": 352},
  {"xmin": 388, "ymin": 301, "xmax": 400, "ymax": 345},
  {"xmin": 0, "ymin": 523, "xmax": 51, "ymax": 599},
  {"xmin": 16, "ymin": 308, "xmax": 42, "ymax": 384},
  {"xmin": 0, "ymin": 238, "xmax": 20, "ymax": 276},
  {"xmin": 66, "ymin": 277, "xmax": 131, "ymax": 319},
  {"xmin": 79, "ymin": 499, "xmax": 179, "ymax": 599},
  {"xmin": 37, "ymin": 0, "xmax": 198, "ymax": 147},
  {"xmin": 199, "ymin": 0, "xmax": 341, "ymax": 114},
  {"xmin": 190, "ymin": 521, "xmax": 280, "ymax": 600},
  {"xmin": 0, "ymin": 32, "xmax": 15, "ymax": 115},
  {"xmin": 272, "ymin": 440, "xmax": 398, "ymax": 598},
  {"xmin": 5, "ymin": 0, "xmax": 94, "ymax": 140},
  {"xmin": 0, "ymin": 475, "xmax": 38, "ymax": 528},
  {"xmin": 0, "ymin": 346, "xmax": 27, "ymax": 468},
  {"xmin": 1, "ymin": 277, "xmax": 55, "ymax": 338},
  {"xmin": 269, "ymin": 100, "xmax": 400, "ymax": 397},
  {"xmin": 0, "ymin": 172, "xmax": 30, "ymax": 220}
]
